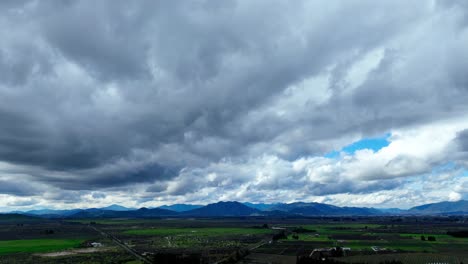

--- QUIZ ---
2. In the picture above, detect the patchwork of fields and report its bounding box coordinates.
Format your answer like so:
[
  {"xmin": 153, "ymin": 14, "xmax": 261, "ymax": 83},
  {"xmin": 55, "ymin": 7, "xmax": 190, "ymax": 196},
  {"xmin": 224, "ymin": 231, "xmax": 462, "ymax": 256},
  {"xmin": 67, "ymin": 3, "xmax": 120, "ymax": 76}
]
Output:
[
  {"xmin": 274, "ymin": 223, "xmax": 468, "ymax": 253},
  {"xmin": 123, "ymin": 227, "xmax": 274, "ymax": 236},
  {"xmin": 0, "ymin": 217, "xmax": 466, "ymax": 263},
  {"xmin": 0, "ymin": 239, "xmax": 84, "ymax": 255}
]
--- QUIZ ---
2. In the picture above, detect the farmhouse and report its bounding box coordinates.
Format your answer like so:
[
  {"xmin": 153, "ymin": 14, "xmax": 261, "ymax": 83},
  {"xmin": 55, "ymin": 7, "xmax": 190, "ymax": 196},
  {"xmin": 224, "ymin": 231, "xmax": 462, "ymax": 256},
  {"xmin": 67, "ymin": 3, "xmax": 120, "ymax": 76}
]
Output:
[
  {"xmin": 271, "ymin": 226, "xmax": 286, "ymax": 230},
  {"xmin": 90, "ymin": 242, "xmax": 102, "ymax": 248}
]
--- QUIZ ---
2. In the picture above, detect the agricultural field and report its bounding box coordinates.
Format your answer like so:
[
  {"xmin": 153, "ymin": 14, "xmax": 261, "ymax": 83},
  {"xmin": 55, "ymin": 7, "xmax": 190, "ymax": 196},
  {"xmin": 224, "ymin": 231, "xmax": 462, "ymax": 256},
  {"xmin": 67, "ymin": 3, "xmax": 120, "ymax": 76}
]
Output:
[
  {"xmin": 0, "ymin": 250, "xmax": 144, "ymax": 264},
  {"xmin": 116, "ymin": 225, "xmax": 274, "ymax": 254},
  {"xmin": 336, "ymin": 253, "xmax": 468, "ymax": 264},
  {"xmin": 294, "ymin": 223, "xmax": 468, "ymax": 253},
  {"xmin": 0, "ymin": 216, "xmax": 466, "ymax": 263},
  {"xmin": 252, "ymin": 222, "xmax": 468, "ymax": 255},
  {"xmin": 246, "ymin": 218, "xmax": 468, "ymax": 263},
  {"xmin": 0, "ymin": 239, "xmax": 84, "ymax": 255},
  {"xmin": 123, "ymin": 227, "xmax": 273, "ymax": 236}
]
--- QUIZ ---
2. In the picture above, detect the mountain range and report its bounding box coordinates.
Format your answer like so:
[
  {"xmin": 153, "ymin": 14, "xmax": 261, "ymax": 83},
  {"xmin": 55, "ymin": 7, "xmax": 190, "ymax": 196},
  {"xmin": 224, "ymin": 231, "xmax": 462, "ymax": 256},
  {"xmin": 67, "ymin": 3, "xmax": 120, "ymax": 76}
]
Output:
[
  {"xmin": 405, "ymin": 200, "xmax": 468, "ymax": 215},
  {"xmin": 4, "ymin": 200, "xmax": 467, "ymax": 218},
  {"xmin": 157, "ymin": 204, "xmax": 203, "ymax": 212}
]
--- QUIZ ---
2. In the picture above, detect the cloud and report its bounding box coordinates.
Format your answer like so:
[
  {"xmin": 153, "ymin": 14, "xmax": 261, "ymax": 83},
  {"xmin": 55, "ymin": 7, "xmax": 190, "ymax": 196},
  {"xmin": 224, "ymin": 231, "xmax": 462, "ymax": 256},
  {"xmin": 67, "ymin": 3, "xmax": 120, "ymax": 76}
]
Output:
[
  {"xmin": 0, "ymin": 1, "xmax": 467, "ymax": 209},
  {"xmin": 92, "ymin": 192, "xmax": 106, "ymax": 199},
  {"xmin": 0, "ymin": 179, "xmax": 43, "ymax": 197},
  {"xmin": 7, "ymin": 198, "xmax": 38, "ymax": 207}
]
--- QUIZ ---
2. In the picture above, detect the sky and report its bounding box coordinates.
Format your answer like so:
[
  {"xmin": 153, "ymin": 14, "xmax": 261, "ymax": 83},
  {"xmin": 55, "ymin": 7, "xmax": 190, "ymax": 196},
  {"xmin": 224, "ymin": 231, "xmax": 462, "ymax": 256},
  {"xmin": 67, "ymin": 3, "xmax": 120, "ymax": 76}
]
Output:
[{"xmin": 0, "ymin": 0, "xmax": 468, "ymax": 211}]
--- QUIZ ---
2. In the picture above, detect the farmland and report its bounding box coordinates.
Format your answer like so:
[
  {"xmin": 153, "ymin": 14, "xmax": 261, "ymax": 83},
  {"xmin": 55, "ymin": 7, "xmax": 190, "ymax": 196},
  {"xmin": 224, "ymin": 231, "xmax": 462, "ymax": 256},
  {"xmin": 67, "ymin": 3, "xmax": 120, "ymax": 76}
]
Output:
[
  {"xmin": 123, "ymin": 227, "xmax": 274, "ymax": 236},
  {"xmin": 273, "ymin": 223, "xmax": 468, "ymax": 253},
  {"xmin": 0, "ymin": 239, "xmax": 83, "ymax": 255},
  {"xmin": 0, "ymin": 216, "xmax": 466, "ymax": 263}
]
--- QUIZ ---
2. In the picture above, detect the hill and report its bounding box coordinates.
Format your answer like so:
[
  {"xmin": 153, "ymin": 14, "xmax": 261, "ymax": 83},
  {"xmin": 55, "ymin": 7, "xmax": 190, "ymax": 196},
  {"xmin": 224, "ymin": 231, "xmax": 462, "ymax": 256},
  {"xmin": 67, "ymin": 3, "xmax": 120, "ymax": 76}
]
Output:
[
  {"xmin": 20, "ymin": 209, "xmax": 82, "ymax": 217},
  {"xmin": 68, "ymin": 207, "xmax": 177, "ymax": 218},
  {"xmin": 407, "ymin": 200, "xmax": 468, "ymax": 214},
  {"xmin": 182, "ymin": 201, "xmax": 261, "ymax": 216},
  {"xmin": 0, "ymin": 213, "xmax": 39, "ymax": 222},
  {"xmin": 8, "ymin": 200, "xmax": 468, "ymax": 219},
  {"xmin": 99, "ymin": 204, "xmax": 135, "ymax": 211},
  {"xmin": 268, "ymin": 202, "xmax": 380, "ymax": 216},
  {"xmin": 158, "ymin": 204, "xmax": 203, "ymax": 212},
  {"xmin": 243, "ymin": 202, "xmax": 283, "ymax": 211}
]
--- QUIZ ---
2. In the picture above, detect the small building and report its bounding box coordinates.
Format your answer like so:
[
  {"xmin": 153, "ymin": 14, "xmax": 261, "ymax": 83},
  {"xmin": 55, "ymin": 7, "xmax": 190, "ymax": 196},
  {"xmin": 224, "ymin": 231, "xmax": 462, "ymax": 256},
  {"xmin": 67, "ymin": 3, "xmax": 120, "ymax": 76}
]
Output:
[
  {"xmin": 309, "ymin": 247, "xmax": 347, "ymax": 259},
  {"xmin": 271, "ymin": 226, "xmax": 286, "ymax": 230},
  {"xmin": 371, "ymin": 246, "xmax": 389, "ymax": 252},
  {"xmin": 90, "ymin": 242, "xmax": 102, "ymax": 247},
  {"xmin": 309, "ymin": 248, "xmax": 333, "ymax": 259}
]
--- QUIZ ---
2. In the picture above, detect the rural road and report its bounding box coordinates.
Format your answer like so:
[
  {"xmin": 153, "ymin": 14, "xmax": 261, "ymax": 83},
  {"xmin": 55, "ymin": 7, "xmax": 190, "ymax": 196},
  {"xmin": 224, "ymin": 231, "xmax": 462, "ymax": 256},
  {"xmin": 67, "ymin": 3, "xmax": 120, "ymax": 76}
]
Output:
[
  {"xmin": 88, "ymin": 224, "xmax": 153, "ymax": 264},
  {"xmin": 212, "ymin": 239, "xmax": 269, "ymax": 264}
]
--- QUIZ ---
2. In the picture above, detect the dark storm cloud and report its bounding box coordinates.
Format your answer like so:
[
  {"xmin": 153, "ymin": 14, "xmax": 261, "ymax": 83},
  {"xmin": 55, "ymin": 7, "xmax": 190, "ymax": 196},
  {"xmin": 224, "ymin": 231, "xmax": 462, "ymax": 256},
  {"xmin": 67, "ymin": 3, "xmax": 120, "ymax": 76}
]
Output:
[
  {"xmin": 7, "ymin": 199, "xmax": 38, "ymax": 207},
  {"xmin": 0, "ymin": 0, "xmax": 467, "ymax": 206},
  {"xmin": 457, "ymin": 130, "xmax": 468, "ymax": 150},
  {"xmin": 27, "ymin": 161, "xmax": 179, "ymax": 190},
  {"xmin": 38, "ymin": 1, "xmax": 152, "ymax": 81},
  {"xmin": 92, "ymin": 192, "xmax": 106, "ymax": 199},
  {"xmin": 455, "ymin": 130, "xmax": 468, "ymax": 166},
  {"xmin": 304, "ymin": 179, "xmax": 402, "ymax": 196},
  {"xmin": 0, "ymin": 179, "xmax": 43, "ymax": 197},
  {"xmin": 145, "ymin": 182, "xmax": 168, "ymax": 193}
]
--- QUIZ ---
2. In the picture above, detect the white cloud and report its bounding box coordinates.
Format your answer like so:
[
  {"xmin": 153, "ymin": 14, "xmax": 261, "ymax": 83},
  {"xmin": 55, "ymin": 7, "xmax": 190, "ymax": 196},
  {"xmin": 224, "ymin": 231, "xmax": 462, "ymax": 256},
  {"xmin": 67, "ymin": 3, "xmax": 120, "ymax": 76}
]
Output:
[{"xmin": 0, "ymin": 1, "xmax": 467, "ymax": 209}]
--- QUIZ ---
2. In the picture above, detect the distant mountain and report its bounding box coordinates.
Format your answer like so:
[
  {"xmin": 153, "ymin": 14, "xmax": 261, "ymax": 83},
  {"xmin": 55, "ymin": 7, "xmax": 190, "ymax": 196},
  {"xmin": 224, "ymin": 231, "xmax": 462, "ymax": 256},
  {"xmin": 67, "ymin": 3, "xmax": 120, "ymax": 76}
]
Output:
[
  {"xmin": 23, "ymin": 209, "xmax": 83, "ymax": 216},
  {"xmin": 15, "ymin": 205, "xmax": 133, "ymax": 217},
  {"xmin": 268, "ymin": 202, "xmax": 380, "ymax": 216},
  {"xmin": 158, "ymin": 204, "xmax": 203, "ymax": 212},
  {"xmin": 377, "ymin": 208, "xmax": 406, "ymax": 214},
  {"xmin": 339, "ymin": 206, "xmax": 382, "ymax": 215},
  {"xmin": 8, "ymin": 200, "xmax": 468, "ymax": 219},
  {"xmin": 132, "ymin": 207, "xmax": 179, "ymax": 217},
  {"xmin": 99, "ymin": 204, "xmax": 135, "ymax": 211},
  {"xmin": 68, "ymin": 207, "xmax": 177, "ymax": 218},
  {"xmin": 182, "ymin": 201, "xmax": 261, "ymax": 216},
  {"xmin": 407, "ymin": 200, "xmax": 468, "ymax": 215},
  {"xmin": 243, "ymin": 202, "xmax": 283, "ymax": 211},
  {"xmin": 69, "ymin": 209, "xmax": 114, "ymax": 218},
  {"xmin": 0, "ymin": 213, "xmax": 39, "ymax": 221}
]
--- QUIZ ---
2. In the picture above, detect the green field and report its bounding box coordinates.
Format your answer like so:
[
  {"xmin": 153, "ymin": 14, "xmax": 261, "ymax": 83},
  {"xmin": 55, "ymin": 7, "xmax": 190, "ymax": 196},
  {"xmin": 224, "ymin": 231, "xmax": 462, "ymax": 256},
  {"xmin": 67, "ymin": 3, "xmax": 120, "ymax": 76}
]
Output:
[
  {"xmin": 67, "ymin": 219, "xmax": 152, "ymax": 225},
  {"xmin": 0, "ymin": 239, "xmax": 84, "ymax": 255},
  {"xmin": 285, "ymin": 233, "xmax": 331, "ymax": 242},
  {"xmin": 337, "ymin": 253, "xmax": 468, "ymax": 264},
  {"xmin": 280, "ymin": 224, "xmax": 468, "ymax": 253},
  {"xmin": 123, "ymin": 227, "xmax": 273, "ymax": 236},
  {"xmin": 121, "ymin": 227, "xmax": 274, "ymax": 249}
]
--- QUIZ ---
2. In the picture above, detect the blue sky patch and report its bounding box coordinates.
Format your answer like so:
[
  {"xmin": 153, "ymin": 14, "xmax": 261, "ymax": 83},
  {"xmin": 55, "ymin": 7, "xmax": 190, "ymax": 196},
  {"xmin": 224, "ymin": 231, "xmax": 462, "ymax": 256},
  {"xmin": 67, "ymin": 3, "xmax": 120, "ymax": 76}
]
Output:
[
  {"xmin": 325, "ymin": 133, "xmax": 391, "ymax": 158},
  {"xmin": 431, "ymin": 162, "xmax": 457, "ymax": 174}
]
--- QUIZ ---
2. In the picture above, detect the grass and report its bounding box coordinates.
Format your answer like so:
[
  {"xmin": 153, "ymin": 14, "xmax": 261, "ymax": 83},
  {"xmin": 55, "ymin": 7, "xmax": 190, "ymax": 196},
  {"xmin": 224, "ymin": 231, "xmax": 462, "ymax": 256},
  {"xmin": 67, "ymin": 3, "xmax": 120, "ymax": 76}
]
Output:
[
  {"xmin": 399, "ymin": 233, "xmax": 468, "ymax": 242},
  {"xmin": 285, "ymin": 233, "xmax": 331, "ymax": 242},
  {"xmin": 66, "ymin": 219, "xmax": 152, "ymax": 225},
  {"xmin": 280, "ymin": 224, "xmax": 468, "ymax": 253},
  {"xmin": 338, "ymin": 253, "xmax": 468, "ymax": 264},
  {"xmin": 0, "ymin": 239, "xmax": 84, "ymax": 255},
  {"xmin": 123, "ymin": 227, "xmax": 273, "ymax": 236}
]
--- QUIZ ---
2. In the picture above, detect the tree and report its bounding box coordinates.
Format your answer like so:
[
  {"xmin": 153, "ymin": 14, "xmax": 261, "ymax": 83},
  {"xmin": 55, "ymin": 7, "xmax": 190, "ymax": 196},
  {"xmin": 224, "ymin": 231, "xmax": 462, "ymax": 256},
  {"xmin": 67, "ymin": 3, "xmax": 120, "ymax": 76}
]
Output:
[
  {"xmin": 272, "ymin": 231, "xmax": 287, "ymax": 241},
  {"xmin": 420, "ymin": 235, "xmax": 426, "ymax": 241}
]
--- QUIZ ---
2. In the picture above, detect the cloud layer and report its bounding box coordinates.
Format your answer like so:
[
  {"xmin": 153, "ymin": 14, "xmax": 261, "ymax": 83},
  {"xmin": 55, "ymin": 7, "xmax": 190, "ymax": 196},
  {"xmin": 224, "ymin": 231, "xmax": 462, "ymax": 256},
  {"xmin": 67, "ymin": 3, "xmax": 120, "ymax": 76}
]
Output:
[{"xmin": 0, "ymin": 0, "xmax": 467, "ymax": 210}]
